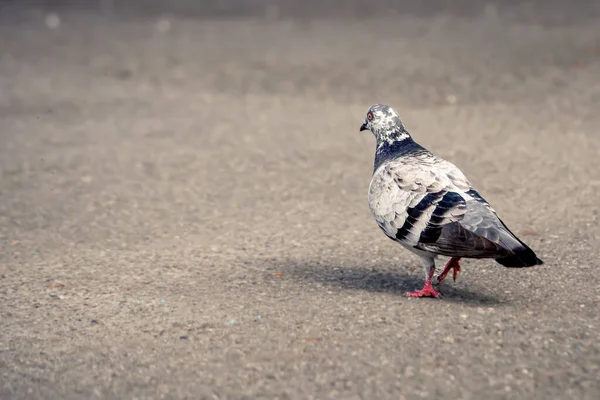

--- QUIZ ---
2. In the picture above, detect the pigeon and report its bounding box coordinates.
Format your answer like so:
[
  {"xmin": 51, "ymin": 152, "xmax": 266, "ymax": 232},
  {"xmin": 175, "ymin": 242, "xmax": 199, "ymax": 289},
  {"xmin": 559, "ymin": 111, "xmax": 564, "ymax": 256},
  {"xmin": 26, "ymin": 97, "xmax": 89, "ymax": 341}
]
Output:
[{"xmin": 359, "ymin": 104, "xmax": 543, "ymax": 298}]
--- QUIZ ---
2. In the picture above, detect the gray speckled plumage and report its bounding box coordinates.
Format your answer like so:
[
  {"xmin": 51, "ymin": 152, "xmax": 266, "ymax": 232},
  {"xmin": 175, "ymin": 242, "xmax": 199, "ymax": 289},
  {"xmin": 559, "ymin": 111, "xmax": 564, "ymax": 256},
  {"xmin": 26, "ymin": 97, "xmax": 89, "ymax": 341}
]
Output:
[{"xmin": 360, "ymin": 104, "xmax": 543, "ymax": 297}]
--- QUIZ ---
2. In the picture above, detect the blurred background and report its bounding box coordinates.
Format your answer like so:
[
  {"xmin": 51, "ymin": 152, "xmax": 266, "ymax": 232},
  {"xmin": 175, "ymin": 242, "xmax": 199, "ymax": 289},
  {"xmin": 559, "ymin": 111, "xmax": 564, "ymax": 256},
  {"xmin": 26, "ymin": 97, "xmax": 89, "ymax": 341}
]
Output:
[
  {"xmin": 4, "ymin": 0, "xmax": 600, "ymax": 20},
  {"xmin": 1, "ymin": 1, "xmax": 600, "ymax": 399}
]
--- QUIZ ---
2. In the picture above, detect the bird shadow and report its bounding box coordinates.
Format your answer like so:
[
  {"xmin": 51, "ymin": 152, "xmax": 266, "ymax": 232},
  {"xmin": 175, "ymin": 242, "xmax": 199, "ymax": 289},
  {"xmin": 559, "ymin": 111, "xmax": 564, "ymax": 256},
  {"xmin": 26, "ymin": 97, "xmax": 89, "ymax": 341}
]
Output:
[{"xmin": 265, "ymin": 258, "xmax": 506, "ymax": 306}]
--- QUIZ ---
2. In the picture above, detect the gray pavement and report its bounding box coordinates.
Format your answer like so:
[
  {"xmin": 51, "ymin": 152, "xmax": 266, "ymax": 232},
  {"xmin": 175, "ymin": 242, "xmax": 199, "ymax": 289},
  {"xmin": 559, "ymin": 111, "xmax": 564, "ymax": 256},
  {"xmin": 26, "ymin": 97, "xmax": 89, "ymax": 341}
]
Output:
[{"xmin": 1, "ymin": 2, "xmax": 599, "ymax": 399}]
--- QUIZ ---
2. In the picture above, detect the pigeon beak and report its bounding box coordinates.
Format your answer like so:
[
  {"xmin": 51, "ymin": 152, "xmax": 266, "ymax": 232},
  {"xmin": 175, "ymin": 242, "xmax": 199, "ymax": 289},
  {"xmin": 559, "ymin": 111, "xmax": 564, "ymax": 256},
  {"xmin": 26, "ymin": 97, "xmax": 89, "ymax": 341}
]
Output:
[{"xmin": 359, "ymin": 122, "xmax": 368, "ymax": 132}]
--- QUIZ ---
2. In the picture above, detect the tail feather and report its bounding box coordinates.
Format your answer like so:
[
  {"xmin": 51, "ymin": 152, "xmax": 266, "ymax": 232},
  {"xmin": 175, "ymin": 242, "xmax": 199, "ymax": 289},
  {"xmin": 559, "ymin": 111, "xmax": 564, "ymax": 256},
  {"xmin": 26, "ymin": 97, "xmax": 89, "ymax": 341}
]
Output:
[
  {"xmin": 495, "ymin": 218, "xmax": 544, "ymax": 268},
  {"xmin": 496, "ymin": 247, "xmax": 543, "ymax": 268}
]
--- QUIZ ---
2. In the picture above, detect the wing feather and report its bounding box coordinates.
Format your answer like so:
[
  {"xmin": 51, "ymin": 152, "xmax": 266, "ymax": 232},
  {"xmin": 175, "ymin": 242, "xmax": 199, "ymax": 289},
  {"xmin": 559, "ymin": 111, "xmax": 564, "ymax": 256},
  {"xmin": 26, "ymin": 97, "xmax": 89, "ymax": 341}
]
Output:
[
  {"xmin": 369, "ymin": 155, "xmax": 525, "ymax": 259},
  {"xmin": 368, "ymin": 157, "xmax": 468, "ymax": 246}
]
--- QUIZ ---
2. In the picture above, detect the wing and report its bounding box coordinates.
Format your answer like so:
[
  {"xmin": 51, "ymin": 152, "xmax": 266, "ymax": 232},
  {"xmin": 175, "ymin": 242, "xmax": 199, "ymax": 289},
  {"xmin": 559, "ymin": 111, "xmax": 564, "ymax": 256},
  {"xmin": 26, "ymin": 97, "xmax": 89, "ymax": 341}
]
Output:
[
  {"xmin": 415, "ymin": 192, "xmax": 516, "ymax": 258},
  {"xmin": 368, "ymin": 156, "xmax": 470, "ymax": 247},
  {"xmin": 416, "ymin": 187, "xmax": 539, "ymax": 261},
  {"xmin": 369, "ymin": 157, "xmax": 524, "ymax": 259}
]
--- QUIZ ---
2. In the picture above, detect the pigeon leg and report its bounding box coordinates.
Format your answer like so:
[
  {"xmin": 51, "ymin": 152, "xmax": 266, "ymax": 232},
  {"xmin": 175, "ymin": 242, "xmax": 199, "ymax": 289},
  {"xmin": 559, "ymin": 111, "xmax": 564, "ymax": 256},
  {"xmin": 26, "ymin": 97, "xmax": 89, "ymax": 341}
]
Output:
[
  {"xmin": 436, "ymin": 257, "xmax": 462, "ymax": 284},
  {"xmin": 406, "ymin": 257, "xmax": 440, "ymax": 298}
]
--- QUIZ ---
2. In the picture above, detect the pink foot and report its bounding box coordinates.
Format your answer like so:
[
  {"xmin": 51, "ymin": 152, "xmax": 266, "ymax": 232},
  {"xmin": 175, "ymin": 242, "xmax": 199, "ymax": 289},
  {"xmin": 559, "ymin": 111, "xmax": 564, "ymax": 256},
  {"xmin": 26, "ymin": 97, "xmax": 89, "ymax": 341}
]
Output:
[
  {"xmin": 436, "ymin": 257, "xmax": 461, "ymax": 284},
  {"xmin": 406, "ymin": 281, "xmax": 440, "ymax": 298}
]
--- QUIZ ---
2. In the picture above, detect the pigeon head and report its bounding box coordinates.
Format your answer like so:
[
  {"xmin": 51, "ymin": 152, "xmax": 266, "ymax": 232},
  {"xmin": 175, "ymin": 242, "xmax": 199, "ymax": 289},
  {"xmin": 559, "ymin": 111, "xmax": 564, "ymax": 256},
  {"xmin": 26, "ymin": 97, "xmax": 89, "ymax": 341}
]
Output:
[{"xmin": 360, "ymin": 104, "xmax": 410, "ymax": 144}]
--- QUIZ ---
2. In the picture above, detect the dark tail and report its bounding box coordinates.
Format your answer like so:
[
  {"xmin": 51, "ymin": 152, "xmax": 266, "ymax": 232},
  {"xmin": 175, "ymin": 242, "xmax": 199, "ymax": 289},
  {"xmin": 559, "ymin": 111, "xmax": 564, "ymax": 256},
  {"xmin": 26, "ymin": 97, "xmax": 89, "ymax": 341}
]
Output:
[
  {"xmin": 495, "ymin": 218, "xmax": 544, "ymax": 268},
  {"xmin": 496, "ymin": 246, "xmax": 544, "ymax": 268}
]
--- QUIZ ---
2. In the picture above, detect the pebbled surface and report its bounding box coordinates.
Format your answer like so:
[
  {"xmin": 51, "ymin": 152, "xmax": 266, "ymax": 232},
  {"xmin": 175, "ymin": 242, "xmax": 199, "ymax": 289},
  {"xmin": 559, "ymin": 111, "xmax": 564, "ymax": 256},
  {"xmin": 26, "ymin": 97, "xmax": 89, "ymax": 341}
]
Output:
[{"xmin": 1, "ymin": 2, "xmax": 599, "ymax": 399}]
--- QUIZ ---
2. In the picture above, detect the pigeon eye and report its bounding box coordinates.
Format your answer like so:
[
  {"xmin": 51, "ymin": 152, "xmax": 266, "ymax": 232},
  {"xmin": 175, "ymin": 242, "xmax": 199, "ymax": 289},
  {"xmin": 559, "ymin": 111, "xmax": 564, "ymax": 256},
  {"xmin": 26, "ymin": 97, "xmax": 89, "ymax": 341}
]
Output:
[{"xmin": 367, "ymin": 112, "xmax": 373, "ymax": 121}]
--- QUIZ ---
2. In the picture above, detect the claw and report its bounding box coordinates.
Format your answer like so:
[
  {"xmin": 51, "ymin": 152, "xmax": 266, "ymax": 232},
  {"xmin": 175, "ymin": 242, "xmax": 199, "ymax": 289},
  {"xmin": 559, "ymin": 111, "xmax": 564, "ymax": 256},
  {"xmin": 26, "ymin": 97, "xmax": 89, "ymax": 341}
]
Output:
[
  {"xmin": 436, "ymin": 257, "xmax": 462, "ymax": 285},
  {"xmin": 452, "ymin": 263, "xmax": 461, "ymax": 281},
  {"xmin": 406, "ymin": 280, "xmax": 440, "ymax": 298},
  {"xmin": 406, "ymin": 285, "xmax": 440, "ymax": 298}
]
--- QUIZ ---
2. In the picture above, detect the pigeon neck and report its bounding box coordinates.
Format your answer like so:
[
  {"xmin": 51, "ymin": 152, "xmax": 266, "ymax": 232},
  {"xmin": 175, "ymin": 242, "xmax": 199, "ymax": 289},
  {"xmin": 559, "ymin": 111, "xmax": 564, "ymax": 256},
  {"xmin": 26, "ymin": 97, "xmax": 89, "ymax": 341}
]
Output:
[
  {"xmin": 376, "ymin": 126, "xmax": 410, "ymax": 144},
  {"xmin": 373, "ymin": 133, "xmax": 427, "ymax": 172}
]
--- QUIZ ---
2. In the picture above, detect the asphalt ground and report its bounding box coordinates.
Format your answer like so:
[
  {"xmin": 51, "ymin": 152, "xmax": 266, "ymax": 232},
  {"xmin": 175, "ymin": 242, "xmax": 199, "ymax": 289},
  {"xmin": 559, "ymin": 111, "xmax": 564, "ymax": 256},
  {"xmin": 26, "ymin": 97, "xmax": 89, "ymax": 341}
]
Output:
[{"xmin": 1, "ymin": 3, "xmax": 600, "ymax": 399}]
